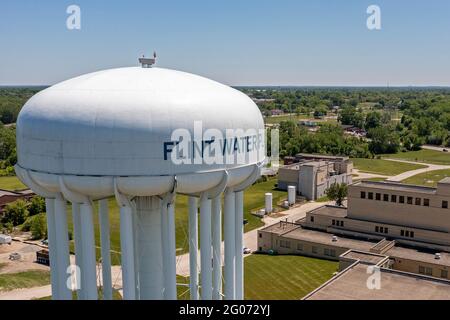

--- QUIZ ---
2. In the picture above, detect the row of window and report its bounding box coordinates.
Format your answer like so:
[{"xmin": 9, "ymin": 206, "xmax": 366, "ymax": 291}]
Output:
[
  {"xmin": 375, "ymin": 226, "xmax": 415, "ymax": 238},
  {"xmin": 280, "ymin": 241, "xmax": 337, "ymax": 257},
  {"xmin": 332, "ymin": 219, "xmax": 344, "ymax": 227},
  {"xmin": 419, "ymin": 266, "xmax": 448, "ymax": 279},
  {"xmin": 361, "ymin": 191, "xmax": 449, "ymax": 208}
]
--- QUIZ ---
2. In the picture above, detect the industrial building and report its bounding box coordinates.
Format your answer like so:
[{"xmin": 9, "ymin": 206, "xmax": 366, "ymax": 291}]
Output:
[
  {"xmin": 277, "ymin": 154, "xmax": 353, "ymax": 200},
  {"xmin": 258, "ymin": 179, "xmax": 450, "ymax": 284}
]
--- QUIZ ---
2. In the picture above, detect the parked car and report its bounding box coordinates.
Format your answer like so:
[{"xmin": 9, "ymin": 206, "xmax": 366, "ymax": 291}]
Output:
[
  {"xmin": 243, "ymin": 247, "xmax": 251, "ymax": 254},
  {"xmin": 9, "ymin": 253, "xmax": 21, "ymax": 261}
]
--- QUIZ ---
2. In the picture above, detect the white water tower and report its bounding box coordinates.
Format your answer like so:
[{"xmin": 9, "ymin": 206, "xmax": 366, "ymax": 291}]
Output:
[{"xmin": 15, "ymin": 64, "xmax": 265, "ymax": 300}]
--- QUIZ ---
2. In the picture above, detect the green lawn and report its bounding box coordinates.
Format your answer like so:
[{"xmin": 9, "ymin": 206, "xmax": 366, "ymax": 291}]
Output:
[
  {"xmin": 383, "ymin": 149, "xmax": 450, "ymax": 165},
  {"xmin": 0, "ymin": 270, "xmax": 50, "ymax": 291},
  {"xmin": 244, "ymin": 254, "xmax": 338, "ymax": 300},
  {"xmin": 352, "ymin": 158, "xmax": 426, "ymax": 176},
  {"xmin": 402, "ymin": 169, "xmax": 450, "ymax": 187},
  {"xmin": 0, "ymin": 176, "xmax": 26, "ymax": 191}
]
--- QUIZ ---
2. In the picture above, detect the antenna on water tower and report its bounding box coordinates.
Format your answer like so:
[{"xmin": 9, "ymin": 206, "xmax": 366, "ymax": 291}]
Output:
[{"xmin": 139, "ymin": 51, "xmax": 157, "ymax": 68}]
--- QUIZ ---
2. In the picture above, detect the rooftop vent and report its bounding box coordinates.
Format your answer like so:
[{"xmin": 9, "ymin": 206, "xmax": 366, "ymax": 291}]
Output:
[
  {"xmin": 435, "ymin": 253, "xmax": 442, "ymax": 260},
  {"xmin": 332, "ymin": 236, "xmax": 338, "ymax": 242}
]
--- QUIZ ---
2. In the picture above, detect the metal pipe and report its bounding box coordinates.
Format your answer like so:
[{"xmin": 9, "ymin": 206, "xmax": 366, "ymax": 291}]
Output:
[
  {"xmin": 166, "ymin": 201, "xmax": 177, "ymax": 299},
  {"xmin": 188, "ymin": 196, "xmax": 199, "ymax": 300},
  {"xmin": 98, "ymin": 199, "xmax": 113, "ymax": 300},
  {"xmin": 224, "ymin": 189, "xmax": 235, "ymax": 300},
  {"xmin": 71, "ymin": 202, "xmax": 84, "ymax": 299},
  {"xmin": 45, "ymin": 198, "xmax": 60, "ymax": 300},
  {"xmin": 53, "ymin": 197, "xmax": 72, "ymax": 300},
  {"xmin": 212, "ymin": 195, "xmax": 222, "ymax": 300},
  {"xmin": 200, "ymin": 193, "xmax": 212, "ymax": 300},
  {"xmin": 119, "ymin": 205, "xmax": 136, "ymax": 300},
  {"xmin": 160, "ymin": 198, "xmax": 169, "ymax": 298},
  {"xmin": 234, "ymin": 191, "xmax": 244, "ymax": 300},
  {"xmin": 80, "ymin": 202, "xmax": 98, "ymax": 300}
]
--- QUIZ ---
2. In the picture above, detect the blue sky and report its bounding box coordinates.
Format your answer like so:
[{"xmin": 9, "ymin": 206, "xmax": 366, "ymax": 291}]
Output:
[{"xmin": 1, "ymin": 0, "xmax": 449, "ymax": 86}]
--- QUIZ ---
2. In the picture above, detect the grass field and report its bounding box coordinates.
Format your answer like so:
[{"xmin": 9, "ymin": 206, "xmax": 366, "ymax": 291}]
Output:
[
  {"xmin": 0, "ymin": 176, "xmax": 26, "ymax": 191},
  {"xmin": 383, "ymin": 149, "xmax": 450, "ymax": 165},
  {"xmin": 243, "ymin": 254, "xmax": 338, "ymax": 300},
  {"xmin": 402, "ymin": 169, "xmax": 450, "ymax": 187},
  {"xmin": 0, "ymin": 270, "xmax": 50, "ymax": 291},
  {"xmin": 352, "ymin": 158, "xmax": 426, "ymax": 176},
  {"xmin": 264, "ymin": 114, "xmax": 309, "ymax": 124}
]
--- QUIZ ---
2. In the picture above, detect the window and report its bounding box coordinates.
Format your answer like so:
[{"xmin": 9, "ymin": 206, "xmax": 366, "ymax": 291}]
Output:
[
  {"xmin": 383, "ymin": 194, "xmax": 389, "ymax": 202},
  {"xmin": 361, "ymin": 191, "xmax": 366, "ymax": 199},
  {"xmin": 391, "ymin": 195, "xmax": 397, "ymax": 203},
  {"xmin": 324, "ymin": 248, "xmax": 336, "ymax": 257},
  {"xmin": 259, "ymin": 247, "xmax": 262, "ymax": 251},
  {"xmin": 297, "ymin": 243, "xmax": 303, "ymax": 251},
  {"xmin": 405, "ymin": 231, "xmax": 410, "ymax": 237},
  {"xmin": 407, "ymin": 197, "xmax": 413, "ymax": 205},
  {"xmin": 443, "ymin": 201, "xmax": 448, "ymax": 209},
  {"xmin": 312, "ymin": 246, "xmax": 318, "ymax": 254},
  {"xmin": 310, "ymin": 216, "xmax": 315, "ymax": 222},
  {"xmin": 441, "ymin": 270, "xmax": 448, "ymax": 279},
  {"xmin": 424, "ymin": 199, "xmax": 430, "ymax": 207},
  {"xmin": 368, "ymin": 192, "xmax": 374, "ymax": 200},
  {"xmin": 415, "ymin": 198, "xmax": 421, "ymax": 206},
  {"xmin": 410, "ymin": 231, "xmax": 415, "ymax": 238},
  {"xmin": 419, "ymin": 266, "xmax": 433, "ymax": 276},
  {"xmin": 259, "ymin": 233, "xmax": 262, "ymax": 238},
  {"xmin": 399, "ymin": 196, "xmax": 405, "ymax": 204},
  {"xmin": 400, "ymin": 230, "xmax": 405, "ymax": 236},
  {"xmin": 384, "ymin": 228, "xmax": 389, "ymax": 234},
  {"xmin": 375, "ymin": 226, "xmax": 379, "ymax": 233},
  {"xmin": 376, "ymin": 193, "xmax": 381, "ymax": 201},
  {"xmin": 332, "ymin": 220, "xmax": 336, "ymax": 226},
  {"xmin": 280, "ymin": 240, "xmax": 291, "ymax": 248}
]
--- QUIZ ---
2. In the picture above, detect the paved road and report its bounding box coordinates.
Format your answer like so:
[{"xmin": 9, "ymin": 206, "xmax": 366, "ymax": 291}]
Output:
[
  {"xmin": 384, "ymin": 159, "xmax": 450, "ymax": 182},
  {"xmin": 421, "ymin": 145, "xmax": 448, "ymax": 152}
]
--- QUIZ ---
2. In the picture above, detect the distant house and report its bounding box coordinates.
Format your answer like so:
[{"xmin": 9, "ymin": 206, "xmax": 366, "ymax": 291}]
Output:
[
  {"xmin": 0, "ymin": 189, "xmax": 35, "ymax": 214},
  {"xmin": 270, "ymin": 109, "xmax": 284, "ymax": 116}
]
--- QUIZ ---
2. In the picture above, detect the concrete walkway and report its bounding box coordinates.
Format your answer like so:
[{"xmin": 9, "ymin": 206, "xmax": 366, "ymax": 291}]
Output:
[{"xmin": 384, "ymin": 159, "xmax": 450, "ymax": 182}]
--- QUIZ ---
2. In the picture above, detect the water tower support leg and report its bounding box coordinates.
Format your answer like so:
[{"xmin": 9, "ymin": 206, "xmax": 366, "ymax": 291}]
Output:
[
  {"xmin": 166, "ymin": 202, "xmax": 177, "ymax": 299},
  {"xmin": 188, "ymin": 197, "xmax": 199, "ymax": 300},
  {"xmin": 53, "ymin": 197, "xmax": 72, "ymax": 300},
  {"xmin": 136, "ymin": 196, "xmax": 163, "ymax": 299},
  {"xmin": 234, "ymin": 191, "xmax": 244, "ymax": 300},
  {"xmin": 80, "ymin": 202, "xmax": 98, "ymax": 300},
  {"xmin": 71, "ymin": 203, "xmax": 84, "ymax": 299},
  {"xmin": 200, "ymin": 193, "xmax": 212, "ymax": 300},
  {"xmin": 212, "ymin": 195, "xmax": 222, "ymax": 300},
  {"xmin": 120, "ymin": 205, "xmax": 136, "ymax": 299},
  {"xmin": 98, "ymin": 199, "xmax": 113, "ymax": 300},
  {"xmin": 45, "ymin": 198, "xmax": 60, "ymax": 300},
  {"xmin": 224, "ymin": 189, "xmax": 236, "ymax": 300}
]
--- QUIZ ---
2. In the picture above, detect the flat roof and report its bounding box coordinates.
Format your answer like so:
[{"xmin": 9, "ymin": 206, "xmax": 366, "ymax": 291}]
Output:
[
  {"xmin": 353, "ymin": 181, "xmax": 437, "ymax": 194},
  {"xmin": 308, "ymin": 205, "xmax": 348, "ymax": 218},
  {"xmin": 304, "ymin": 263, "xmax": 450, "ymax": 300},
  {"xmin": 275, "ymin": 225, "xmax": 376, "ymax": 252},
  {"xmin": 386, "ymin": 246, "xmax": 450, "ymax": 267}
]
